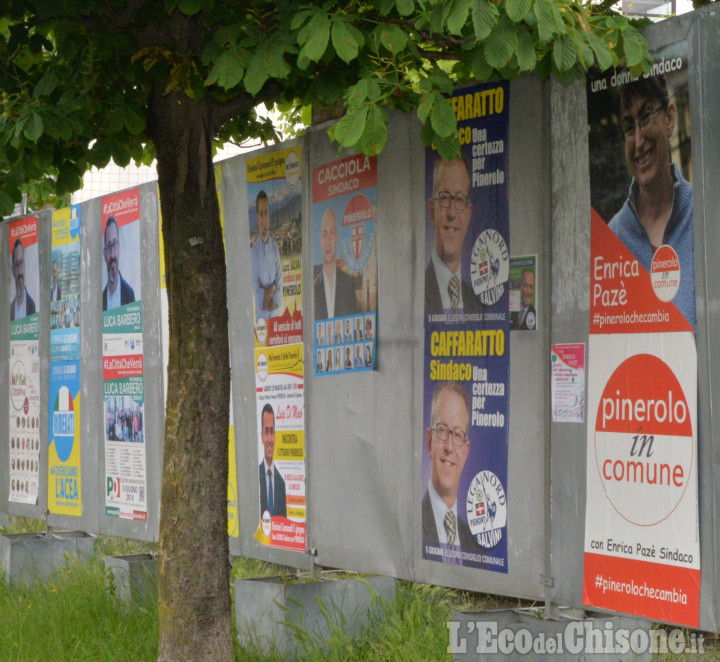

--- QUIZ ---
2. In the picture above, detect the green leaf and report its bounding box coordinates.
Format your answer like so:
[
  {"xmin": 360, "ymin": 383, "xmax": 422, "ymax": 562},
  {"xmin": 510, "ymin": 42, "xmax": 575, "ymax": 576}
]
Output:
[
  {"xmin": 428, "ymin": 67, "xmax": 453, "ymax": 94},
  {"xmin": 534, "ymin": 0, "xmax": 557, "ymax": 42},
  {"xmin": 244, "ymin": 52, "xmax": 270, "ymax": 95},
  {"xmin": 573, "ymin": 32, "xmax": 594, "ymax": 69},
  {"xmin": 290, "ymin": 9, "xmax": 316, "ymax": 30},
  {"xmin": 299, "ymin": 13, "xmax": 330, "ymax": 62},
  {"xmin": 379, "ymin": 24, "xmax": 407, "ymax": 54},
  {"xmin": 23, "ymin": 113, "xmax": 44, "ymax": 142},
  {"xmin": 586, "ymin": 32, "xmax": 612, "ymax": 71},
  {"xmin": 484, "ymin": 17, "xmax": 517, "ymax": 69},
  {"xmin": 33, "ymin": 70, "xmax": 58, "ymax": 98},
  {"xmin": 506, "ymin": 0, "xmax": 533, "ymax": 23},
  {"xmin": 334, "ymin": 105, "xmax": 368, "ymax": 146},
  {"xmin": 120, "ymin": 108, "xmax": 143, "ymax": 135},
  {"xmin": 56, "ymin": 162, "xmax": 82, "ymax": 194},
  {"xmin": 604, "ymin": 15, "xmax": 629, "ymax": 29},
  {"xmin": 445, "ymin": 0, "xmax": 472, "ymax": 35},
  {"xmin": 434, "ymin": 133, "xmax": 461, "ymax": 160},
  {"xmin": 417, "ymin": 92, "xmax": 437, "ymax": 124},
  {"xmin": 515, "ymin": 29, "xmax": 537, "ymax": 71},
  {"xmin": 263, "ymin": 42, "xmax": 291, "ymax": 78},
  {"xmin": 553, "ymin": 34, "xmax": 576, "ymax": 72},
  {"xmin": 430, "ymin": 95, "xmax": 456, "ymax": 138},
  {"xmin": 359, "ymin": 104, "xmax": 387, "ymax": 155},
  {"xmin": 396, "ymin": 0, "xmax": 415, "ymax": 16},
  {"xmin": 471, "ymin": 0, "xmax": 499, "ymax": 40},
  {"xmin": 332, "ymin": 21, "xmax": 360, "ymax": 64},
  {"xmin": 206, "ymin": 50, "xmax": 245, "ymax": 89},
  {"xmin": 469, "ymin": 48, "xmax": 494, "ymax": 80},
  {"xmin": 622, "ymin": 26, "xmax": 645, "ymax": 68},
  {"xmin": 346, "ymin": 78, "xmax": 381, "ymax": 104},
  {"xmin": 177, "ymin": 0, "xmax": 204, "ymax": 16}
]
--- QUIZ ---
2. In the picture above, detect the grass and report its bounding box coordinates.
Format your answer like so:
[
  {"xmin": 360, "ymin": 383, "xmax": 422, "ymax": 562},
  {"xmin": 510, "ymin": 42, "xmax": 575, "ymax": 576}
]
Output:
[{"xmin": 0, "ymin": 519, "xmax": 716, "ymax": 660}]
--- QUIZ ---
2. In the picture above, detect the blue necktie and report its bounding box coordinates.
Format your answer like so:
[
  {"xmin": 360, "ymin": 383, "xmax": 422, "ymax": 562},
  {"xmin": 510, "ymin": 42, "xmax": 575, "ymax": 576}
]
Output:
[{"xmin": 267, "ymin": 468, "xmax": 274, "ymax": 516}]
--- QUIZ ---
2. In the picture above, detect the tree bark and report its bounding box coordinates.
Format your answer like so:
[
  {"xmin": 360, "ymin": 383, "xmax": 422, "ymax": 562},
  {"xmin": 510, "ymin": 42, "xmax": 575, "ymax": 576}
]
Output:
[{"xmin": 148, "ymin": 86, "xmax": 233, "ymax": 662}]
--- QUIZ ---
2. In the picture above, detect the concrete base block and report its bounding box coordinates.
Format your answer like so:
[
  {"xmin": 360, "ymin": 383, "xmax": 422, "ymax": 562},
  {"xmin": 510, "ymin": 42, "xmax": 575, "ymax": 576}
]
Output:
[
  {"xmin": 448, "ymin": 608, "xmax": 655, "ymax": 661},
  {"xmin": 0, "ymin": 531, "xmax": 94, "ymax": 585},
  {"xmin": 105, "ymin": 553, "xmax": 158, "ymax": 604},
  {"xmin": 235, "ymin": 572, "xmax": 395, "ymax": 658}
]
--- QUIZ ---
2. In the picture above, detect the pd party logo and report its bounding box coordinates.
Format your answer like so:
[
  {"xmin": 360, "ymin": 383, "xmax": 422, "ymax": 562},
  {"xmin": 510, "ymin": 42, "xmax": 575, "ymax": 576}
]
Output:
[
  {"xmin": 466, "ymin": 470, "xmax": 507, "ymax": 548},
  {"xmin": 594, "ymin": 353, "xmax": 693, "ymax": 526}
]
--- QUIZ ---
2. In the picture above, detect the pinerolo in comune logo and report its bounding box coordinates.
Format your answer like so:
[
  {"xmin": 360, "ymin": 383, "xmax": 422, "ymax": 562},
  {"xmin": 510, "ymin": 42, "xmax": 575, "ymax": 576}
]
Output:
[
  {"xmin": 53, "ymin": 385, "xmax": 75, "ymax": 462},
  {"xmin": 595, "ymin": 354, "xmax": 693, "ymax": 526},
  {"xmin": 466, "ymin": 470, "xmax": 507, "ymax": 548}
]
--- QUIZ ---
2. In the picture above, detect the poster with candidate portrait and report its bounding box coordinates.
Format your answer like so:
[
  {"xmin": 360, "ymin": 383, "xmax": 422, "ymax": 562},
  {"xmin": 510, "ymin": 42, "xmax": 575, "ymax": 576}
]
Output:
[
  {"xmin": 583, "ymin": 43, "xmax": 700, "ymax": 627},
  {"xmin": 48, "ymin": 205, "xmax": 83, "ymax": 516},
  {"xmin": 421, "ymin": 82, "xmax": 510, "ymax": 572},
  {"xmin": 312, "ymin": 154, "xmax": 378, "ymax": 376},
  {"xmin": 246, "ymin": 148, "xmax": 307, "ymax": 551},
  {"xmin": 102, "ymin": 189, "xmax": 147, "ymax": 522},
  {"xmin": 8, "ymin": 217, "xmax": 41, "ymax": 504}
]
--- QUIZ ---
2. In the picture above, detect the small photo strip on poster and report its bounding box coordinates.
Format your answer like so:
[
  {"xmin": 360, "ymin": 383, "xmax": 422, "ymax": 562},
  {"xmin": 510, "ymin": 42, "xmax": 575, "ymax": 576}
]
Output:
[{"xmin": 314, "ymin": 312, "xmax": 376, "ymax": 375}]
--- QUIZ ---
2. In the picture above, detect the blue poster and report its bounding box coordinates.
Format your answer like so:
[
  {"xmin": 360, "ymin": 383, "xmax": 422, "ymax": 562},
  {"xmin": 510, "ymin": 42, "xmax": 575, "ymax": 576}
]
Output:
[{"xmin": 421, "ymin": 81, "xmax": 510, "ymax": 572}]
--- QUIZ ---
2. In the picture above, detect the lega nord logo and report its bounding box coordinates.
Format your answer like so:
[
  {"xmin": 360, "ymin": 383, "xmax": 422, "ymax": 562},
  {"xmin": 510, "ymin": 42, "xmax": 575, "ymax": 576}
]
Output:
[
  {"xmin": 466, "ymin": 470, "xmax": 507, "ymax": 548},
  {"xmin": 595, "ymin": 354, "xmax": 693, "ymax": 526},
  {"xmin": 470, "ymin": 230, "xmax": 509, "ymax": 306}
]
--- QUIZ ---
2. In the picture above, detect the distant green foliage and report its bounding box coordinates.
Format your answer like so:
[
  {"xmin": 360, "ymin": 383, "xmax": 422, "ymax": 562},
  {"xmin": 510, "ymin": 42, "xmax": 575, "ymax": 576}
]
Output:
[{"xmin": 0, "ymin": 0, "xmax": 653, "ymax": 214}]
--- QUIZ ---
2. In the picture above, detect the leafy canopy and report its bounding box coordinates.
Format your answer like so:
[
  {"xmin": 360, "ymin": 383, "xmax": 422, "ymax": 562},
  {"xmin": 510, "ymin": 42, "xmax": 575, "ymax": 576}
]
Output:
[{"xmin": 0, "ymin": 0, "xmax": 652, "ymax": 214}]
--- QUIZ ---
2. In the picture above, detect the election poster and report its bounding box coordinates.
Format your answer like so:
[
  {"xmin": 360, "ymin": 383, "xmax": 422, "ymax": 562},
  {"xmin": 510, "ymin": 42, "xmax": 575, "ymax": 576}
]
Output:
[
  {"xmin": 48, "ymin": 205, "xmax": 83, "ymax": 516},
  {"xmin": 247, "ymin": 147, "xmax": 303, "ymax": 347},
  {"xmin": 9, "ymin": 217, "xmax": 41, "ymax": 504},
  {"xmin": 509, "ymin": 255, "xmax": 537, "ymax": 331},
  {"xmin": 421, "ymin": 82, "xmax": 510, "ymax": 572},
  {"xmin": 551, "ymin": 343, "xmax": 585, "ymax": 423},
  {"xmin": 246, "ymin": 148, "xmax": 306, "ymax": 551},
  {"xmin": 252, "ymin": 344, "xmax": 306, "ymax": 551},
  {"xmin": 583, "ymin": 43, "xmax": 700, "ymax": 627},
  {"xmin": 312, "ymin": 154, "xmax": 378, "ymax": 375},
  {"xmin": 102, "ymin": 188, "xmax": 147, "ymax": 521}
]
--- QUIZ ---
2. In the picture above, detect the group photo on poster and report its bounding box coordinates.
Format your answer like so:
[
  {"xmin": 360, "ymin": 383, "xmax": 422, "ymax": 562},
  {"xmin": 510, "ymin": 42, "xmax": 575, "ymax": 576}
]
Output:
[
  {"xmin": 583, "ymin": 43, "xmax": 700, "ymax": 628},
  {"xmin": 101, "ymin": 189, "xmax": 148, "ymax": 522},
  {"xmin": 312, "ymin": 154, "xmax": 378, "ymax": 375},
  {"xmin": 421, "ymin": 82, "xmax": 510, "ymax": 572}
]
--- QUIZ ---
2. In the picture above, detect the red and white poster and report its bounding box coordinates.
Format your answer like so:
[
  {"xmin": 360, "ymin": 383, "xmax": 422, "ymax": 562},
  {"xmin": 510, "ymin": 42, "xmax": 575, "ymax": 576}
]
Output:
[{"xmin": 583, "ymin": 43, "xmax": 699, "ymax": 627}]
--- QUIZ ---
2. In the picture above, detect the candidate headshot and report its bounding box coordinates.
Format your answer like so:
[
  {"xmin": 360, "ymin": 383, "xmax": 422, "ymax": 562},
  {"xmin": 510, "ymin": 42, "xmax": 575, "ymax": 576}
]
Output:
[
  {"xmin": 10, "ymin": 239, "xmax": 36, "ymax": 320},
  {"xmin": 510, "ymin": 268, "xmax": 536, "ymax": 331},
  {"xmin": 425, "ymin": 156, "xmax": 482, "ymax": 316},
  {"xmin": 51, "ymin": 259, "xmax": 62, "ymax": 302},
  {"xmin": 609, "ymin": 74, "xmax": 695, "ymax": 327},
  {"xmin": 422, "ymin": 381, "xmax": 480, "ymax": 552},
  {"xmin": 103, "ymin": 216, "xmax": 136, "ymax": 311},
  {"xmin": 314, "ymin": 208, "xmax": 357, "ymax": 319},
  {"xmin": 251, "ymin": 190, "xmax": 282, "ymax": 321},
  {"xmin": 316, "ymin": 323, "xmax": 325, "ymax": 347},
  {"xmin": 258, "ymin": 403, "xmax": 286, "ymax": 518}
]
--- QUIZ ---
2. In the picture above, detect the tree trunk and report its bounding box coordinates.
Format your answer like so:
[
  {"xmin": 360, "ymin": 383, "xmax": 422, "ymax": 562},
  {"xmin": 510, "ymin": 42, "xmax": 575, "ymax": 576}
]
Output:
[{"xmin": 148, "ymin": 86, "xmax": 233, "ymax": 662}]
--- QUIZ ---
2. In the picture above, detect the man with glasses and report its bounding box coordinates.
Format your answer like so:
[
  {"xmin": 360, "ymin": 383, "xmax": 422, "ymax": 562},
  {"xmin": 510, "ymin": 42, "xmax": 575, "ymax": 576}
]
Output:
[
  {"xmin": 425, "ymin": 156, "xmax": 482, "ymax": 316},
  {"xmin": 609, "ymin": 74, "xmax": 695, "ymax": 327},
  {"xmin": 422, "ymin": 381, "xmax": 482, "ymax": 556},
  {"xmin": 102, "ymin": 215, "xmax": 135, "ymax": 311}
]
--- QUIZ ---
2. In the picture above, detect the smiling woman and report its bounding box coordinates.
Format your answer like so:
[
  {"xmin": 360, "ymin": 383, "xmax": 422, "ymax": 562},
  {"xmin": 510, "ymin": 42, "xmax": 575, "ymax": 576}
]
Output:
[{"xmin": 606, "ymin": 72, "xmax": 695, "ymax": 328}]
